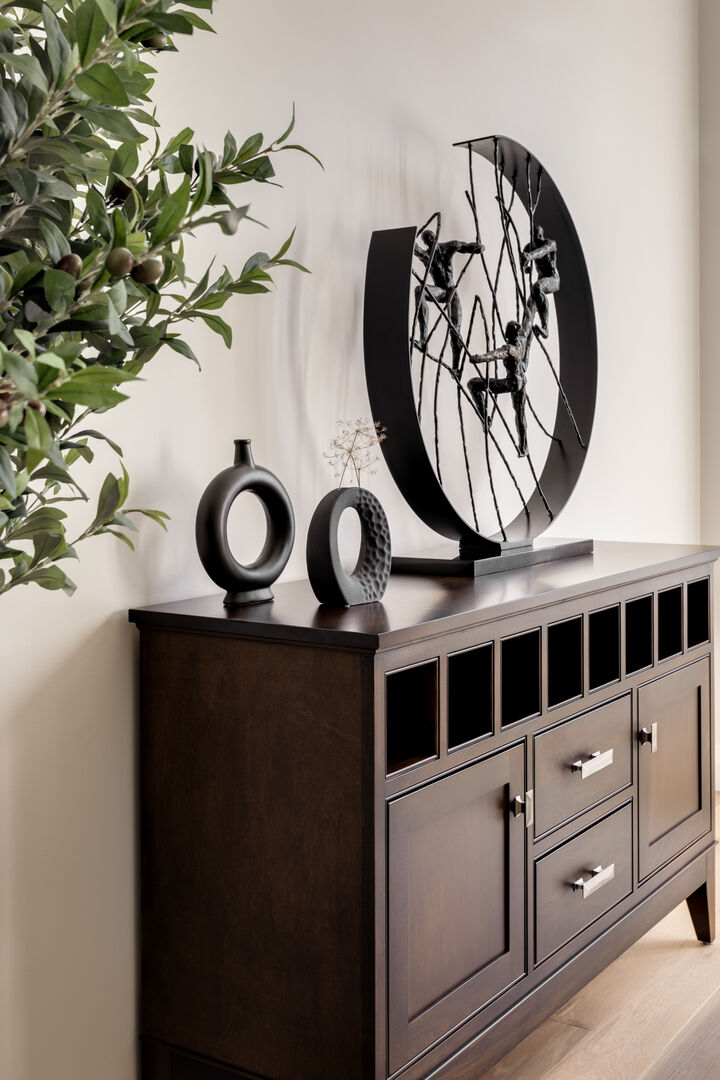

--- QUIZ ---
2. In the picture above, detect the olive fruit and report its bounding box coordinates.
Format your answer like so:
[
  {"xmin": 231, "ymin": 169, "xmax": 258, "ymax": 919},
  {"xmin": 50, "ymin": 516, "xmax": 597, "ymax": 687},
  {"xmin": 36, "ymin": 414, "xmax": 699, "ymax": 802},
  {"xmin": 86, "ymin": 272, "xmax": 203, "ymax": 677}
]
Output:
[
  {"xmin": 141, "ymin": 32, "xmax": 167, "ymax": 50},
  {"xmin": 55, "ymin": 253, "xmax": 83, "ymax": 279},
  {"xmin": 105, "ymin": 247, "xmax": 135, "ymax": 278},
  {"xmin": 131, "ymin": 258, "xmax": 163, "ymax": 285},
  {"xmin": 28, "ymin": 400, "xmax": 46, "ymax": 417},
  {"xmin": 0, "ymin": 403, "xmax": 9, "ymax": 428}
]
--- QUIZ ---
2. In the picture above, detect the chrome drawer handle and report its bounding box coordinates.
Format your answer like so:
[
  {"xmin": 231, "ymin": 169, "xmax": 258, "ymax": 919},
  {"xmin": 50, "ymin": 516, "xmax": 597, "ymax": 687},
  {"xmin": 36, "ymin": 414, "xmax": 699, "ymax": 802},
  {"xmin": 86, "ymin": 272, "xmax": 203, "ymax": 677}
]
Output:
[
  {"xmin": 570, "ymin": 748, "xmax": 614, "ymax": 779},
  {"xmin": 511, "ymin": 789, "xmax": 534, "ymax": 829},
  {"xmin": 571, "ymin": 863, "xmax": 615, "ymax": 899},
  {"xmin": 639, "ymin": 722, "xmax": 658, "ymax": 753}
]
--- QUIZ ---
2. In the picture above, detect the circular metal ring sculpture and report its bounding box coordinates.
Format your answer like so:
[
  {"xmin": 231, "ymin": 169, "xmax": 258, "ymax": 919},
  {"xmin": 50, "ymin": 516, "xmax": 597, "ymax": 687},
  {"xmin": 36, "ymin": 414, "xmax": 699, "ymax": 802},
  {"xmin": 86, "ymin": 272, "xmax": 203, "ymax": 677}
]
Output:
[
  {"xmin": 306, "ymin": 487, "xmax": 392, "ymax": 606},
  {"xmin": 363, "ymin": 135, "xmax": 597, "ymax": 563},
  {"xmin": 195, "ymin": 439, "xmax": 295, "ymax": 606}
]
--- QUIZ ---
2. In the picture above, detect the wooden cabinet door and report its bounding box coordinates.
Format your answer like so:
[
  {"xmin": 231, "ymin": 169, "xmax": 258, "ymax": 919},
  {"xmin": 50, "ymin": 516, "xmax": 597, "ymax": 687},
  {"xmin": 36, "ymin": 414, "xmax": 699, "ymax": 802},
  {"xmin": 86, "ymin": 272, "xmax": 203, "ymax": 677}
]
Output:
[
  {"xmin": 638, "ymin": 658, "xmax": 712, "ymax": 881},
  {"xmin": 387, "ymin": 745, "xmax": 526, "ymax": 1073}
]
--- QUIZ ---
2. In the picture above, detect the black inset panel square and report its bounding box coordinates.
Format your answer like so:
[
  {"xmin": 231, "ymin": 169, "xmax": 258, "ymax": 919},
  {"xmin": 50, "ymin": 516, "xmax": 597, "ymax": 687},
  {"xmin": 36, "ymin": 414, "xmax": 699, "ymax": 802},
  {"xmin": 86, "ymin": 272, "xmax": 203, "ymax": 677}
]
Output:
[
  {"xmin": 386, "ymin": 660, "xmax": 438, "ymax": 774},
  {"xmin": 625, "ymin": 594, "xmax": 653, "ymax": 674},
  {"xmin": 658, "ymin": 586, "xmax": 683, "ymax": 660},
  {"xmin": 501, "ymin": 629, "xmax": 540, "ymax": 726},
  {"xmin": 688, "ymin": 578, "xmax": 710, "ymax": 648},
  {"xmin": 547, "ymin": 616, "xmax": 583, "ymax": 708},
  {"xmin": 589, "ymin": 605, "xmax": 620, "ymax": 690},
  {"xmin": 448, "ymin": 644, "xmax": 493, "ymax": 749}
]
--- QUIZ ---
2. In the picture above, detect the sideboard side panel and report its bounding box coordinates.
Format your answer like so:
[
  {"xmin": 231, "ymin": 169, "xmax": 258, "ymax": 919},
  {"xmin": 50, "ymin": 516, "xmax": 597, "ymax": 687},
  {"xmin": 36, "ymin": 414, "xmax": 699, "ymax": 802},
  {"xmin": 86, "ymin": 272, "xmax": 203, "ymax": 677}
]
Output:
[{"xmin": 139, "ymin": 627, "xmax": 373, "ymax": 1080}]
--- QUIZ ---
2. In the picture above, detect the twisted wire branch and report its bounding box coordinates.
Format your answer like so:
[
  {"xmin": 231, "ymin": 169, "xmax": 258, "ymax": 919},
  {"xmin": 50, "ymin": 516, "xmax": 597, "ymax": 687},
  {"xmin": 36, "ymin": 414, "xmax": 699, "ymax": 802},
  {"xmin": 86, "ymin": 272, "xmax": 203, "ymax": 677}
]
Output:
[
  {"xmin": 533, "ymin": 328, "xmax": 585, "ymax": 447},
  {"xmin": 407, "ymin": 144, "xmax": 575, "ymax": 540}
]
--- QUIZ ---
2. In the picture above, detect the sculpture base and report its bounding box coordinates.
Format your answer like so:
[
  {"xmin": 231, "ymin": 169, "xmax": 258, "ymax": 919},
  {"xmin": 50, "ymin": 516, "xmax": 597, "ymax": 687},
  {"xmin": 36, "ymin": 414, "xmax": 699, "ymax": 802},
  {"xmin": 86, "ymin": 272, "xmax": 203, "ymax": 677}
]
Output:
[
  {"xmin": 223, "ymin": 587, "xmax": 274, "ymax": 607},
  {"xmin": 392, "ymin": 537, "xmax": 594, "ymax": 578}
]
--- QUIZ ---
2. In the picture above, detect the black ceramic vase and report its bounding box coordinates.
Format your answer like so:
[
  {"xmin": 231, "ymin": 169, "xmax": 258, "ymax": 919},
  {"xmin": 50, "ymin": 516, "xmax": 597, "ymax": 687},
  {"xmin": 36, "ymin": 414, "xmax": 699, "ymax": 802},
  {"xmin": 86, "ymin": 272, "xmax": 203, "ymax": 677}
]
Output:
[
  {"xmin": 195, "ymin": 439, "xmax": 295, "ymax": 607},
  {"xmin": 306, "ymin": 486, "xmax": 392, "ymax": 607}
]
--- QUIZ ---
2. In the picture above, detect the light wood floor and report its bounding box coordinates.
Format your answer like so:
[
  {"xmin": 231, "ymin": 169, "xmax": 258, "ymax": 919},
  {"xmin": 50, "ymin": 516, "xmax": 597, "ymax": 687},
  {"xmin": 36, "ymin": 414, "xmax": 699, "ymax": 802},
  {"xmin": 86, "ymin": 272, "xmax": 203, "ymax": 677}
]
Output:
[{"xmin": 482, "ymin": 810, "xmax": 720, "ymax": 1080}]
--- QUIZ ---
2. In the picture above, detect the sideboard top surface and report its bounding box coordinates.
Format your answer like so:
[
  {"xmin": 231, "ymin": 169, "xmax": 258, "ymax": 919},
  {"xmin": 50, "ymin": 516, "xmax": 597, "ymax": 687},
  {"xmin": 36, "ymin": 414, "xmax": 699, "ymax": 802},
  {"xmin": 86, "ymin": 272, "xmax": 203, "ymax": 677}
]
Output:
[{"xmin": 128, "ymin": 541, "xmax": 720, "ymax": 652}]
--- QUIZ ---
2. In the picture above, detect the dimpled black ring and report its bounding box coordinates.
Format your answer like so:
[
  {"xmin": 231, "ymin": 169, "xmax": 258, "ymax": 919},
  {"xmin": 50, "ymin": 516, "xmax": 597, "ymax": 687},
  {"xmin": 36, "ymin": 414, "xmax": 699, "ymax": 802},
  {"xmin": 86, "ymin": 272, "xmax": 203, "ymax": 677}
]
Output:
[{"xmin": 306, "ymin": 486, "xmax": 392, "ymax": 607}]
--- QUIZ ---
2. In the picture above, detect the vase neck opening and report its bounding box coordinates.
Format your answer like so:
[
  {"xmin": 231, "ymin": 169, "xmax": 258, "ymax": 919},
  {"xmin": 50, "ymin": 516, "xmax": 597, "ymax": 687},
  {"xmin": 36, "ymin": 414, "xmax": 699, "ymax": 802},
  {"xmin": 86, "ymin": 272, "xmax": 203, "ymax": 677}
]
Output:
[{"xmin": 233, "ymin": 439, "xmax": 255, "ymax": 467}]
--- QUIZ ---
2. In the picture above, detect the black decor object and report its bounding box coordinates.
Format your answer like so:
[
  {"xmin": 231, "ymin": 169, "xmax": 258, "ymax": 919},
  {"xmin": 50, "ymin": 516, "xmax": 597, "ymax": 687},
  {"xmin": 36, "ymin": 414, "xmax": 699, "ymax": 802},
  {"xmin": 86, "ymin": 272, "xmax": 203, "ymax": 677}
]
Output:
[
  {"xmin": 363, "ymin": 134, "xmax": 597, "ymax": 575},
  {"xmin": 195, "ymin": 439, "xmax": 295, "ymax": 607},
  {"xmin": 306, "ymin": 487, "xmax": 392, "ymax": 606}
]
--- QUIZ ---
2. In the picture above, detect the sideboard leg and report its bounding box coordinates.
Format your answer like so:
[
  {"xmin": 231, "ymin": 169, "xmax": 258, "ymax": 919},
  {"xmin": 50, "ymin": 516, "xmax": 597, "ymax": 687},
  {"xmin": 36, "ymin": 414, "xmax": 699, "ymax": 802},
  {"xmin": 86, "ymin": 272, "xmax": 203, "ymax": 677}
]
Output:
[
  {"xmin": 686, "ymin": 849, "xmax": 716, "ymax": 944},
  {"xmin": 141, "ymin": 1039, "xmax": 173, "ymax": 1080}
]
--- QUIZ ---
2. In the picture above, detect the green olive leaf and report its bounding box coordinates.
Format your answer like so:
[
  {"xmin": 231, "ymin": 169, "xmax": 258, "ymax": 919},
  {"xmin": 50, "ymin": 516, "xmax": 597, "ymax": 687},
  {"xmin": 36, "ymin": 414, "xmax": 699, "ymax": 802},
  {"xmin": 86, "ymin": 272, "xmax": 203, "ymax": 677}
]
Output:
[
  {"xmin": 75, "ymin": 0, "xmax": 107, "ymax": 66},
  {"xmin": 200, "ymin": 313, "xmax": 232, "ymax": 348},
  {"xmin": 76, "ymin": 62, "xmax": 130, "ymax": 107},
  {"xmin": 42, "ymin": 5, "xmax": 72, "ymax": 85},
  {"xmin": 92, "ymin": 0, "xmax": 117, "ymax": 30},
  {"xmin": 23, "ymin": 565, "xmax": 76, "ymax": 596},
  {"xmin": 0, "ymin": 51, "xmax": 48, "ymax": 93},
  {"xmin": 151, "ymin": 174, "xmax": 190, "ymax": 245},
  {"xmin": 43, "ymin": 268, "xmax": 76, "ymax": 313},
  {"xmin": 39, "ymin": 217, "xmax": 71, "ymax": 263},
  {"xmin": 0, "ymin": 445, "xmax": 16, "ymax": 498}
]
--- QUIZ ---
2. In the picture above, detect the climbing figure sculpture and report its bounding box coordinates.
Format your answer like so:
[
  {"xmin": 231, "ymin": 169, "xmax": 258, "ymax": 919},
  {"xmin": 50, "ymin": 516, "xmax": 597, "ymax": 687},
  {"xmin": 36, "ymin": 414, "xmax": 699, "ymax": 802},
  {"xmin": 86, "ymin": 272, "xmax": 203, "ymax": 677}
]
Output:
[
  {"xmin": 521, "ymin": 223, "xmax": 559, "ymax": 339},
  {"xmin": 467, "ymin": 222, "xmax": 561, "ymax": 456},
  {"xmin": 467, "ymin": 306, "xmax": 535, "ymax": 457},
  {"xmin": 414, "ymin": 229, "xmax": 485, "ymax": 370}
]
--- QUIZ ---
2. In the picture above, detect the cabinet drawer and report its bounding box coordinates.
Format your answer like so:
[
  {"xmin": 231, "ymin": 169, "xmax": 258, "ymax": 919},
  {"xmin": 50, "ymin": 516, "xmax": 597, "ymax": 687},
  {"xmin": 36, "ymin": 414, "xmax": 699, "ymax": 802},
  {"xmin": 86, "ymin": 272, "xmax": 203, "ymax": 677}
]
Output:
[
  {"xmin": 534, "ymin": 694, "xmax": 632, "ymax": 836},
  {"xmin": 535, "ymin": 802, "xmax": 633, "ymax": 964}
]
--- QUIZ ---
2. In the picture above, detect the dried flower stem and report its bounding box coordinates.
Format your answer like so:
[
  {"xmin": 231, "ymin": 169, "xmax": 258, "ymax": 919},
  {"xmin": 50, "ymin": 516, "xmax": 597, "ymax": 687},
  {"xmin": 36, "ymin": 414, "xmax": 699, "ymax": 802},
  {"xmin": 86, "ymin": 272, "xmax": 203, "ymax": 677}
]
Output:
[{"xmin": 324, "ymin": 419, "xmax": 388, "ymax": 488}]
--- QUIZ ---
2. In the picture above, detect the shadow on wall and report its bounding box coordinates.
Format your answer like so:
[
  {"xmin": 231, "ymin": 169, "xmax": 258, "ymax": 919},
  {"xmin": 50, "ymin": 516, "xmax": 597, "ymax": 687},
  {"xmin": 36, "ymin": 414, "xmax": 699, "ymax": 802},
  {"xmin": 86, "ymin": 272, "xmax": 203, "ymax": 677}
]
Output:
[
  {"xmin": 264, "ymin": 111, "xmax": 469, "ymax": 568},
  {"xmin": 1, "ymin": 613, "xmax": 139, "ymax": 1080}
]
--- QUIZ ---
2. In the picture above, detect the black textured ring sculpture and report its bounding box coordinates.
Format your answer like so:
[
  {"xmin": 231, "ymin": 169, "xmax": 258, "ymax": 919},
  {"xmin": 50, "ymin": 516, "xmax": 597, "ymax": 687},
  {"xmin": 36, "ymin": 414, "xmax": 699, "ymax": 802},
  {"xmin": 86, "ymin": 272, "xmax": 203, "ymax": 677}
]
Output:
[
  {"xmin": 306, "ymin": 487, "xmax": 392, "ymax": 606},
  {"xmin": 195, "ymin": 439, "xmax": 295, "ymax": 607}
]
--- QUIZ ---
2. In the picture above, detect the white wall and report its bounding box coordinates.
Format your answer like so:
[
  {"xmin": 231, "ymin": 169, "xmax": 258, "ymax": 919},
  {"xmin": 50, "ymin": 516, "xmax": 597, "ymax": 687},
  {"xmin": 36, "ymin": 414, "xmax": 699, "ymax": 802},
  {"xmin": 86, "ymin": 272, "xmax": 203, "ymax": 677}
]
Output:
[
  {"xmin": 698, "ymin": 0, "xmax": 720, "ymax": 783},
  {"xmin": 0, "ymin": 3, "xmax": 701, "ymax": 1078},
  {"xmin": 700, "ymin": 0, "xmax": 720, "ymax": 546}
]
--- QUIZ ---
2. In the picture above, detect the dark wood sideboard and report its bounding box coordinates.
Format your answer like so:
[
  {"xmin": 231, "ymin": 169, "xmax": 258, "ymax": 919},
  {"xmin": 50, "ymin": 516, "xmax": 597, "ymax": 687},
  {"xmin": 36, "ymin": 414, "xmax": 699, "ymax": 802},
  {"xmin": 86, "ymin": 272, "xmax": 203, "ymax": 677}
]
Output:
[{"xmin": 130, "ymin": 541, "xmax": 718, "ymax": 1080}]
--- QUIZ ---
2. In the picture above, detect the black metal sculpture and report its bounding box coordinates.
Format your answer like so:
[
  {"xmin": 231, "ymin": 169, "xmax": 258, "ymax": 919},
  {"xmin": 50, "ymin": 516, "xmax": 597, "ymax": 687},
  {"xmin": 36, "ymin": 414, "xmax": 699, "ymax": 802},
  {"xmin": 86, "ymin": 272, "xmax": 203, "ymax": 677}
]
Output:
[{"xmin": 363, "ymin": 135, "xmax": 597, "ymax": 573}]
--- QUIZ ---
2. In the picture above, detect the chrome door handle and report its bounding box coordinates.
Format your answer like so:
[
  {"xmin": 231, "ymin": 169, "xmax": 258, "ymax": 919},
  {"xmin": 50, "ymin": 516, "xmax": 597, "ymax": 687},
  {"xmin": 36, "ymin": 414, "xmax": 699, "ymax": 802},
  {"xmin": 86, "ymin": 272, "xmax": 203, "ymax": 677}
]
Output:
[
  {"xmin": 571, "ymin": 863, "xmax": 615, "ymax": 899},
  {"xmin": 511, "ymin": 789, "xmax": 534, "ymax": 829},
  {"xmin": 639, "ymin": 722, "xmax": 658, "ymax": 753},
  {"xmin": 570, "ymin": 748, "xmax": 614, "ymax": 779}
]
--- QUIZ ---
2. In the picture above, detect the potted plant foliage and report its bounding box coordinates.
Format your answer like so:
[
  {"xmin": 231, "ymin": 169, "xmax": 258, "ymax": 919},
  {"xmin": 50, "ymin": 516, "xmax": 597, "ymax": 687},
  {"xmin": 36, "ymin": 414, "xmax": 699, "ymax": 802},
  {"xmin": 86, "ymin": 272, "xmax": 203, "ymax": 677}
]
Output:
[{"xmin": 0, "ymin": 0, "xmax": 318, "ymax": 597}]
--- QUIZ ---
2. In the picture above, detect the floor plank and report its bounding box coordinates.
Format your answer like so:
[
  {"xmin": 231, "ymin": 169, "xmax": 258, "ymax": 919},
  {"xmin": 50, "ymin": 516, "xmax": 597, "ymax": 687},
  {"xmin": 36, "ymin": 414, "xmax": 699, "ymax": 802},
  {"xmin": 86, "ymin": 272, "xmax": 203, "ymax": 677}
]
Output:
[
  {"xmin": 644, "ymin": 988, "xmax": 720, "ymax": 1080},
  {"xmin": 478, "ymin": 1018, "xmax": 588, "ymax": 1080}
]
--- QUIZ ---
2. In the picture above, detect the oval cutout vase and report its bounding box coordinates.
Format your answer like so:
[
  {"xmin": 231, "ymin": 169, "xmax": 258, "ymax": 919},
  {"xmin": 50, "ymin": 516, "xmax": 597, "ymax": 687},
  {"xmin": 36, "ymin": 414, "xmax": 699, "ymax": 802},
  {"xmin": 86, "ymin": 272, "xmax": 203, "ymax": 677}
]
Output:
[{"xmin": 195, "ymin": 439, "xmax": 295, "ymax": 607}]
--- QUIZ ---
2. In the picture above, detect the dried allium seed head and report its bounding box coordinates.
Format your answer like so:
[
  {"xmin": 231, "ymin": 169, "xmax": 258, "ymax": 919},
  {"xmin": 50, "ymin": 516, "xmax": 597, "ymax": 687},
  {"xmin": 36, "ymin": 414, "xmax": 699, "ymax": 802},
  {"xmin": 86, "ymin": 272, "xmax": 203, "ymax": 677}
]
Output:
[{"xmin": 324, "ymin": 418, "xmax": 388, "ymax": 487}]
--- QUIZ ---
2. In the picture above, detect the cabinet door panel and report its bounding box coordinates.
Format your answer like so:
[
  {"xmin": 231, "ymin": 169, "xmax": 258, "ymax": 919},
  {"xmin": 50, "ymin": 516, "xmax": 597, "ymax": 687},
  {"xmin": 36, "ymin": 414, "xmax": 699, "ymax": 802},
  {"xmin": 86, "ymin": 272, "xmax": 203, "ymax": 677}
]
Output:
[
  {"xmin": 638, "ymin": 658, "xmax": 711, "ymax": 881},
  {"xmin": 387, "ymin": 745, "xmax": 526, "ymax": 1073}
]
